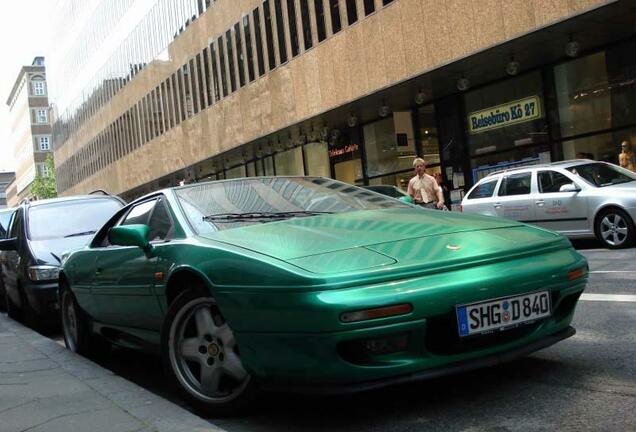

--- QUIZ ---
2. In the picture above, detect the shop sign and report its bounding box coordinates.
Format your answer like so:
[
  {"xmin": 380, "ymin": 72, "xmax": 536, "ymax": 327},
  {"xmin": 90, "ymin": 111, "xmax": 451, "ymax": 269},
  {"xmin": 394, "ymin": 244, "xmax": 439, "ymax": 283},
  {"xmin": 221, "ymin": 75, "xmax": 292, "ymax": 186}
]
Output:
[
  {"xmin": 467, "ymin": 96, "xmax": 542, "ymax": 135},
  {"xmin": 329, "ymin": 143, "xmax": 359, "ymax": 158}
]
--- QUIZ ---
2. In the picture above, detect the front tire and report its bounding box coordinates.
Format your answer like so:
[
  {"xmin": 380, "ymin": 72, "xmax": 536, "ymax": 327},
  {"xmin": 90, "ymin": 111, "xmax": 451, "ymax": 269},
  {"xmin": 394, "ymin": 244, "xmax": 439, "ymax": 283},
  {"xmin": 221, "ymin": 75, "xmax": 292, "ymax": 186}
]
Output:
[
  {"xmin": 595, "ymin": 208, "xmax": 635, "ymax": 249},
  {"xmin": 161, "ymin": 290, "xmax": 255, "ymax": 415},
  {"xmin": 61, "ymin": 283, "xmax": 93, "ymax": 355},
  {"xmin": 5, "ymin": 290, "xmax": 20, "ymax": 320}
]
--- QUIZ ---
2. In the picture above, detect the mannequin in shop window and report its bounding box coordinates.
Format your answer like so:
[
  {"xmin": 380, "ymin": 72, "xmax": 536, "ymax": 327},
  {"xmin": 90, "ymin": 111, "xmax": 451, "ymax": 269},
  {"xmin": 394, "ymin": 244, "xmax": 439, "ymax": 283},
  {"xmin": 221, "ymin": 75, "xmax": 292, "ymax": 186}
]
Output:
[
  {"xmin": 619, "ymin": 141, "xmax": 636, "ymax": 172},
  {"xmin": 407, "ymin": 157, "xmax": 445, "ymax": 210}
]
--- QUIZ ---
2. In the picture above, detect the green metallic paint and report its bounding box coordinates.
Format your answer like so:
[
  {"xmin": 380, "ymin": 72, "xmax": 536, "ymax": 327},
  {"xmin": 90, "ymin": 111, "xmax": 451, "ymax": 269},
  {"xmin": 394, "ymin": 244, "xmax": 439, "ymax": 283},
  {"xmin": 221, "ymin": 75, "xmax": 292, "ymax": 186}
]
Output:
[
  {"xmin": 109, "ymin": 225, "xmax": 151, "ymax": 249},
  {"xmin": 62, "ymin": 190, "xmax": 588, "ymax": 390}
]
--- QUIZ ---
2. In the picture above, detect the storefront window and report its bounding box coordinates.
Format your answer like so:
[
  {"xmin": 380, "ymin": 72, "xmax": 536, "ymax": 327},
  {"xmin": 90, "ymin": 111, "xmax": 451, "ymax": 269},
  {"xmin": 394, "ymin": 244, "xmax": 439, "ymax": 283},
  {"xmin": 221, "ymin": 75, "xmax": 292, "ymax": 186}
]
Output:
[
  {"xmin": 364, "ymin": 113, "xmax": 416, "ymax": 178},
  {"xmin": 330, "ymin": 128, "xmax": 362, "ymax": 184},
  {"xmin": 417, "ymin": 104, "xmax": 440, "ymax": 165},
  {"xmin": 470, "ymin": 144, "xmax": 551, "ymax": 183},
  {"xmin": 274, "ymin": 147, "xmax": 304, "ymax": 175},
  {"xmin": 561, "ymin": 127, "xmax": 636, "ymax": 166},
  {"xmin": 303, "ymin": 141, "xmax": 330, "ymax": 176},
  {"xmin": 246, "ymin": 162, "xmax": 256, "ymax": 177},
  {"xmin": 465, "ymin": 72, "xmax": 548, "ymax": 158},
  {"xmin": 264, "ymin": 156, "xmax": 275, "ymax": 175},
  {"xmin": 225, "ymin": 165, "xmax": 246, "ymax": 179},
  {"xmin": 554, "ymin": 51, "xmax": 611, "ymax": 138}
]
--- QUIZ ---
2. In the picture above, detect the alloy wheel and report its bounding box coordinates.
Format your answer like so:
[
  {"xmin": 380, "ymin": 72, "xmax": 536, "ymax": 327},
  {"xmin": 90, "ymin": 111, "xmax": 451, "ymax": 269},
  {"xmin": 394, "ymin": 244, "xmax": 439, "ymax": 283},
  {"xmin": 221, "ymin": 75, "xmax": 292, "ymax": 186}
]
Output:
[
  {"xmin": 168, "ymin": 297, "xmax": 250, "ymax": 404},
  {"xmin": 600, "ymin": 213, "xmax": 629, "ymax": 247}
]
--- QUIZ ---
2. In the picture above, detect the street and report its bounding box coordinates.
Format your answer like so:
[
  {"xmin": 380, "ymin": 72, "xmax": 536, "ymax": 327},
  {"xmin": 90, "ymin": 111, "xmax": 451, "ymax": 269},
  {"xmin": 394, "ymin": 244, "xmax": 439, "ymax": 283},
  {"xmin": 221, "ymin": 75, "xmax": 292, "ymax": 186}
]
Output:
[{"xmin": 50, "ymin": 240, "xmax": 635, "ymax": 431}]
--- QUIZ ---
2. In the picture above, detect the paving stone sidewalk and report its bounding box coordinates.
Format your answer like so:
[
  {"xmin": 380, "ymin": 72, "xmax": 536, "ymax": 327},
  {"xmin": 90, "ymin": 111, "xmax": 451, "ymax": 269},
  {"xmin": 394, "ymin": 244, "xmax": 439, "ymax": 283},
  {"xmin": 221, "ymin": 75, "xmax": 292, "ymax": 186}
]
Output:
[{"xmin": 0, "ymin": 313, "xmax": 224, "ymax": 432}]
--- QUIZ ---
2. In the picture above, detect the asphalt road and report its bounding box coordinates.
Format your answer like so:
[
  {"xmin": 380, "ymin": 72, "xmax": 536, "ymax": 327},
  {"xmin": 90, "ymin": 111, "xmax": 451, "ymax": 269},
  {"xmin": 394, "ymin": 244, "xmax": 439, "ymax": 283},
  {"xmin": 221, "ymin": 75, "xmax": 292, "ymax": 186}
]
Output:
[{"xmin": 49, "ymin": 239, "xmax": 635, "ymax": 432}]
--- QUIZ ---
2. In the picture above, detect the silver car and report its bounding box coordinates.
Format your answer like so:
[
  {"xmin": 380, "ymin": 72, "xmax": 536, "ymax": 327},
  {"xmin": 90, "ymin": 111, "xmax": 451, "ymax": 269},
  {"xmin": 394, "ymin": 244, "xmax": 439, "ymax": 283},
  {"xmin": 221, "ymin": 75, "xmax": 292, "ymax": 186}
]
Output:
[{"xmin": 461, "ymin": 160, "xmax": 636, "ymax": 249}]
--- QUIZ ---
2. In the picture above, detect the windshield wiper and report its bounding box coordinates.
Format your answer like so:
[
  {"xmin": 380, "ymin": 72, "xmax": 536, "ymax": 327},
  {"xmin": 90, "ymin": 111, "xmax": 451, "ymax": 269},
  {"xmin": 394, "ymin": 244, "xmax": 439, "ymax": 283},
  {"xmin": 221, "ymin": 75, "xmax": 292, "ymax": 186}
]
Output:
[
  {"xmin": 203, "ymin": 211, "xmax": 332, "ymax": 222},
  {"xmin": 64, "ymin": 230, "xmax": 97, "ymax": 238}
]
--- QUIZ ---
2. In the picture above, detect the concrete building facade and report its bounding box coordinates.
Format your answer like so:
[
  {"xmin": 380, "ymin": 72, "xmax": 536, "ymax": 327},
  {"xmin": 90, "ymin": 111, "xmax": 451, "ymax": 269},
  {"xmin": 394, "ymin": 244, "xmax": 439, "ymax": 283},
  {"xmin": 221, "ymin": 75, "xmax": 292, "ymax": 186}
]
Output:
[
  {"xmin": 0, "ymin": 172, "xmax": 16, "ymax": 208},
  {"xmin": 49, "ymin": 0, "xmax": 636, "ymax": 204},
  {"xmin": 5, "ymin": 57, "xmax": 53, "ymax": 207}
]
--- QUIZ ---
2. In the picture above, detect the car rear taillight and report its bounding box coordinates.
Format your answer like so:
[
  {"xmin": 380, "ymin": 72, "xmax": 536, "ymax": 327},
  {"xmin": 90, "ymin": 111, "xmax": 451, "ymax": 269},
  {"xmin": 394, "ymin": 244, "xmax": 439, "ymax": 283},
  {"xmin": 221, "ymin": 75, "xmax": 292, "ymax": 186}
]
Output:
[{"xmin": 568, "ymin": 266, "xmax": 588, "ymax": 281}]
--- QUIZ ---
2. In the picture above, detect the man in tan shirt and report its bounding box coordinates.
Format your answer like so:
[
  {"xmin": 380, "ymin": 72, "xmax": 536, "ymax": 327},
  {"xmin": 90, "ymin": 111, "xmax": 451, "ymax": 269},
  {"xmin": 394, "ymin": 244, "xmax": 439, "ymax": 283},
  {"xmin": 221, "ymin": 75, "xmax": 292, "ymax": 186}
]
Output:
[{"xmin": 407, "ymin": 157, "xmax": 445, "ymax": 209}]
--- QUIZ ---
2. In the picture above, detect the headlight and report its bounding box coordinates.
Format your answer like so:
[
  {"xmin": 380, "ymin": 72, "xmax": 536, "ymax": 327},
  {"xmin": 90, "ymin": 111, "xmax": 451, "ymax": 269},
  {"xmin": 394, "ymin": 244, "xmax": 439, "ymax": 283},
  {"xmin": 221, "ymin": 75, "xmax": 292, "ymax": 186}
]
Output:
[{"xmin": 28, "ymin": 265, "xmax": 60, "ymax": 281}]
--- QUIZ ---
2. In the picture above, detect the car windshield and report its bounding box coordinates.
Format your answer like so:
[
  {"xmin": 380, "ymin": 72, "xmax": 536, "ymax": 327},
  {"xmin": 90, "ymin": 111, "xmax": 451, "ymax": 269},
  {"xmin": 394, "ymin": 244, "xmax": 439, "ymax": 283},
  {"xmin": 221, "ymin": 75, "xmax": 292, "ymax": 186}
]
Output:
[
  {"xmin": 176, "ymin": 177, "xmax": 410, "ymax": 232},
  {"xmin": 28, "ymin": 198, "xmax": 122, "ymax": 241},
  {"xmin": 364, "ymin": 185, "xmax": 407, "ymax": 199},
  {"xmin": 0, "ymin": 209, "xmax": 14, "ymax": 239},
  {"xmin": 566, "ymin": 163, "xmax": 636, "ymax": 187}
]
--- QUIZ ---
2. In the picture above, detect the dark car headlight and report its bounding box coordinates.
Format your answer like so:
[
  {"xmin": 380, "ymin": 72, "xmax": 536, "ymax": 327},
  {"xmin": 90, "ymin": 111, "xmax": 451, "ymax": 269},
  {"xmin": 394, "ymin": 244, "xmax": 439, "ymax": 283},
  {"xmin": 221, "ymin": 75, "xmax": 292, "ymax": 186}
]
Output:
[{"xmin": 28, "ymin": 265, "xmax": 60, "ymax": 281}]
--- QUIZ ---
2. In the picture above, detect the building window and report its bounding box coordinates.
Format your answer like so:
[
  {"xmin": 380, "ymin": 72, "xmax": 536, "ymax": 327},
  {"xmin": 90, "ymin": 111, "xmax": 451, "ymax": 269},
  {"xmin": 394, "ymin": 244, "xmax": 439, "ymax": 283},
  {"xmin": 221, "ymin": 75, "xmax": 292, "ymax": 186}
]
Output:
[
  {"xmin": 382, "ymin": 0, "xmax": 395, "ymax": 5},
  {"xmin": 345, "ymin": 0, "xmax": 358, "ymax": 25},
  {"xmin": 36, "ymin": 109, "xmax": 48, "ymax": 123},
  {"xmin": 38, "ymin": 136, "xmax": 51, "ymax": 151},
  {"xmin": 299, "ymin": 0, "xmax": 313, "ymax": 50},
  {"xmin": 314, "ymin": 0, "xmax": 327, "ymax": 41},
  {"xmin": 364, "ymin": 114, "xmax": 417, "ymax": 178},
  {"xmin": 225, "ymin": 30, "xmax": 237, "ymax": 92},
  {"xmin": 252, "ymin": 8, "xmax": 266, "ymax": 75},
  {"xmin": 328, "ymin": 0, "xmax": 341, "ymax": 34},
  {"xmin": 209, "ymin": 41, "xmax": 223, "ymax": 100},
  {"xmin": 243, "ymin": 15, "xmax": 256, "ymax": 81},
  {"xmin": 263, "ymin": 1, "xmax": 277, "ymax": 70},
  {"xmin": 234, "ymin": 23, "xmax": 246, "ymax": 87},
  {"xmin": 40, "ymin": 164, "xmax": 51, "ymax": 178},
  {"xmin": 274, "ymin": 0, "xmax": 288, "ymax": 64},
  {"xmin": 363, "ymin": 0, "xmax": 375, "ymax": 15},
  {"xmin": 217, "ymin": 36, "xmax": 229, "ymax": 96},
  {"xmin": 33, "ymin": 80, "xmax": 46, "ymax": 96},
  {"xmin": 286, "ymin": 0, "xmax": 300, "ymax": 57}
]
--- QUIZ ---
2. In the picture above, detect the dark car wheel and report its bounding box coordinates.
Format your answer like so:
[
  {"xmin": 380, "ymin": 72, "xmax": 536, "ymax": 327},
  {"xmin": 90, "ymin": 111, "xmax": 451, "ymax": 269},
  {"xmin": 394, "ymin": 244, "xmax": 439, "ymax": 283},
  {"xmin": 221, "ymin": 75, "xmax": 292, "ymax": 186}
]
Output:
[
  {"xmin": 61, "ymin": 284, "xmax": 93, "ymax": 355},
  {"xmin": 161, "ymin": 289, "xmax": 255, "ymax": 415},
  {"xmin": 595, "ymin": 208, "xmax": 635, "ymax": 249}
]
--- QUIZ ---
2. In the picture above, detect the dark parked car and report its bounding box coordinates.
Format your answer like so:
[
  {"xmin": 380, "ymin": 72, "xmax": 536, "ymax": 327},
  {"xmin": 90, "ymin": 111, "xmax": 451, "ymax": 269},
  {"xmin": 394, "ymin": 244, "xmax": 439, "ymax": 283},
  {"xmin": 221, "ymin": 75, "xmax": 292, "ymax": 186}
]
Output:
[
  {"xmin": 0, "ymin": 207, "xmax": 16, "ymax": 310},
  {"xmin": 0, "ymin": 195, "xmax": 124, "ymax": 328}
]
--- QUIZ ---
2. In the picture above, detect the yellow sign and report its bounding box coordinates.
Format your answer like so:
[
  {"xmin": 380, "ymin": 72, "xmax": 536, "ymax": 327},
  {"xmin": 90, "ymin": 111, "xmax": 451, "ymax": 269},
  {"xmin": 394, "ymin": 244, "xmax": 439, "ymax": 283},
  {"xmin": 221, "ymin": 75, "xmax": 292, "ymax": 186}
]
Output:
[{"xmin": 468, "ymin": 96, "xmax": 542, "ymax": 135}]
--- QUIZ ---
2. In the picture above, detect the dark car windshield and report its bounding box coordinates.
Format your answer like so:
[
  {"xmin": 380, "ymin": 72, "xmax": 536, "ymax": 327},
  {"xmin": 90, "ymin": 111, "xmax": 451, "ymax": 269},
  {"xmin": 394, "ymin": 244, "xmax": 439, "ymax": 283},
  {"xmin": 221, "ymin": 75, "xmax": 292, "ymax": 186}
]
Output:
[
  {"xmin": 0, "ymin": 209, "xmax": 14, "ymax": 239},
  {"xmin": 566, "ymin": 163, "xmax": 636, "ymax": 187},
  {"xmin": 28, "ymin": 198, "xmax": 123, "ymax": 241},
  {"xmin": 363, "ymin": 185, "xmax": 408, "ymax": 199},
  {"xmin": 176, "ymin": 177, "xmax": 410, "ymax": 232}
]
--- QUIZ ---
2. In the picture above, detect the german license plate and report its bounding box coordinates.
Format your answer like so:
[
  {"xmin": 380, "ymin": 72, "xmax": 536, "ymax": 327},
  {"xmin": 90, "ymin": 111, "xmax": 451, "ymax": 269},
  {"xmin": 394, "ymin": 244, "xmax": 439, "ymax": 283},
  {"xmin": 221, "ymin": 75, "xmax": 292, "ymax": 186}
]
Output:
[{"xmin": 456, "ymin": 291, "xmax": 551, "ymax": 337}]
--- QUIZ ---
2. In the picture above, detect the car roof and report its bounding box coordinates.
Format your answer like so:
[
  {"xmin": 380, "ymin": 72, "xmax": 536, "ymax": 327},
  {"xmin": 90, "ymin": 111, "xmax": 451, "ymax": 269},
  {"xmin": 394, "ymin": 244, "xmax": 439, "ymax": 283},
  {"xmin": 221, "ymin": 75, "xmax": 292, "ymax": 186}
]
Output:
[
  {"xmin": 23, "ymin": 194, "xmax": 124, "ymax": 208},
  {"xmin": 484, "ymin": 159, "xmax": 598, "ymax": 179}
]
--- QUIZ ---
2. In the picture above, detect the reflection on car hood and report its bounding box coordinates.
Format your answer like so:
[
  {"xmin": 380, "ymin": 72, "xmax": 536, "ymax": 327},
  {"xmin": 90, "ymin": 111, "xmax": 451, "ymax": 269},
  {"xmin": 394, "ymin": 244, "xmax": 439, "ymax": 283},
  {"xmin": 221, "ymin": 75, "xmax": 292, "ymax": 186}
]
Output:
[
  {"xmin": 601, "ymin": 181, "xmax": 636, "ymax": 192},
  {"xmin": 202, "ymin": 208, "xmax": 526, "ymax": 260},
  {"xmin": 29, "ymin": 236, "xmax": 93, "ymax": 265}
]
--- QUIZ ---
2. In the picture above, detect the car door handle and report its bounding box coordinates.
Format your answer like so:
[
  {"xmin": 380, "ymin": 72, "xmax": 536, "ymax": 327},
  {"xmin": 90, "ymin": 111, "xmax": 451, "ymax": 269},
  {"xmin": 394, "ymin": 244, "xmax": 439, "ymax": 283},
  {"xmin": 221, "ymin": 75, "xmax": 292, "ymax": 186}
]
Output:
[
  {"xmin": 493, "ymin": 203, "xmax": 502, "ymax": 209},
  {"xmin": 535, "ymin": 200, "xmax": 545, "ymax": 207}
]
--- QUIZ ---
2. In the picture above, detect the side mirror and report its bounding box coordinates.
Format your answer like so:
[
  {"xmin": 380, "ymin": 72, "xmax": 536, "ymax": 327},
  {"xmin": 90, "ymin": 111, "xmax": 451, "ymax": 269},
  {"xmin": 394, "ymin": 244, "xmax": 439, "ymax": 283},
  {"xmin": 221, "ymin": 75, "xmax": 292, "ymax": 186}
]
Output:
[
  {"xmin": 109, "ymin": 225, "xmax": 152, "ymax": 251},
  {"xmin": 0, "ymin": 238, "xmax": 18, "ymax": 251},
  {"xmin": 399, "ymin": 195, "xmax": 415, "ymax": 205},
  {"xmin": 559, "ymin": 183, "xmax": 580, "ymax": 193}
]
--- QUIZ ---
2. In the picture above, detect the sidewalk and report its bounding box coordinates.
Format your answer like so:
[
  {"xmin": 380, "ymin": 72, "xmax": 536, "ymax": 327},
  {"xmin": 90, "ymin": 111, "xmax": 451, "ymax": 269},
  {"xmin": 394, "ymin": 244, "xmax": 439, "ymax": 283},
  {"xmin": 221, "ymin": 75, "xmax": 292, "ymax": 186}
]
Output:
[{"xmin": 0, "ymin": 313, "xmax": 224, "ymax": 432}]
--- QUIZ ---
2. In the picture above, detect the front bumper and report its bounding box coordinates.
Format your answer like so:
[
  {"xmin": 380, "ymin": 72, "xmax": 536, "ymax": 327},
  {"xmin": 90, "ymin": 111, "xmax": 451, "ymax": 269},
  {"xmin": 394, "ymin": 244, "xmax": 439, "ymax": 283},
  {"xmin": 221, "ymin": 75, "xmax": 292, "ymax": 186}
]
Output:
[
  {"xmin": 219, "ymin": 247, "xmax": 587, "ymax": 389},
  {"xmin": 262, "ymin": 326, "xmax": 576, "ymax": 394},
  {"xmin": 23, "ymin": 280, "xmax": 60, "ymax": 320}
]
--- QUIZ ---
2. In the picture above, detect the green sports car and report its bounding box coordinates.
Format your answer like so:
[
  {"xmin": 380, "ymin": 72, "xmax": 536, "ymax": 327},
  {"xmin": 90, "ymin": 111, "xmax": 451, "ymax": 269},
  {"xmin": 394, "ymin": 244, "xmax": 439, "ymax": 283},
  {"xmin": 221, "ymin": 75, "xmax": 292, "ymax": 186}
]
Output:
[{"xmin": 59, "ymin": 177, "xmax": 588, "ymax": 414}]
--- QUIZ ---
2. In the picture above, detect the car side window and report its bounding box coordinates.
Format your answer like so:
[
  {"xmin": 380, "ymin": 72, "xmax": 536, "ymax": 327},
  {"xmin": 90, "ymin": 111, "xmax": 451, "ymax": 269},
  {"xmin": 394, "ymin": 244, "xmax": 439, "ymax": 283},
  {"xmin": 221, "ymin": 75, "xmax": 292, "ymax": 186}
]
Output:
[
  {"xmin": 147, "ymin": 199, "xmax": 174, "ymax": 242},
  {"xmin": 121, "ymin": 200, "xmax": 157, "ymax": 226},
  {"xmin": 467, "ymin": 178, "xmax": 499, "ymax": 199},
  {"xmin": 498, "ymin": 173, "xmax": 531, "ymax": 196},
  {"xmin": 538, "ymin": 171, "xmax": 574, "ymax": 193}
]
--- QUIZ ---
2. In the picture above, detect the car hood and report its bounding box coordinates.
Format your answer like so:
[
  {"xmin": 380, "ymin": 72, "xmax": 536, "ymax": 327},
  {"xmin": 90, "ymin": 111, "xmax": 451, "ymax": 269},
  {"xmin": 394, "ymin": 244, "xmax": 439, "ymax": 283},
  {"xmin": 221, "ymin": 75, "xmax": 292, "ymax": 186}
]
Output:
[
  {"xmin": 599, "ymin": 181, "xmax": 636, "ymax": 192},
  {"xmin": 29, "ymin": 235, "xmax": 93, "ymax": 265},
  {"xmin": 200, "ymin": 208, "xmax": 564, "ymax": 274}
]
